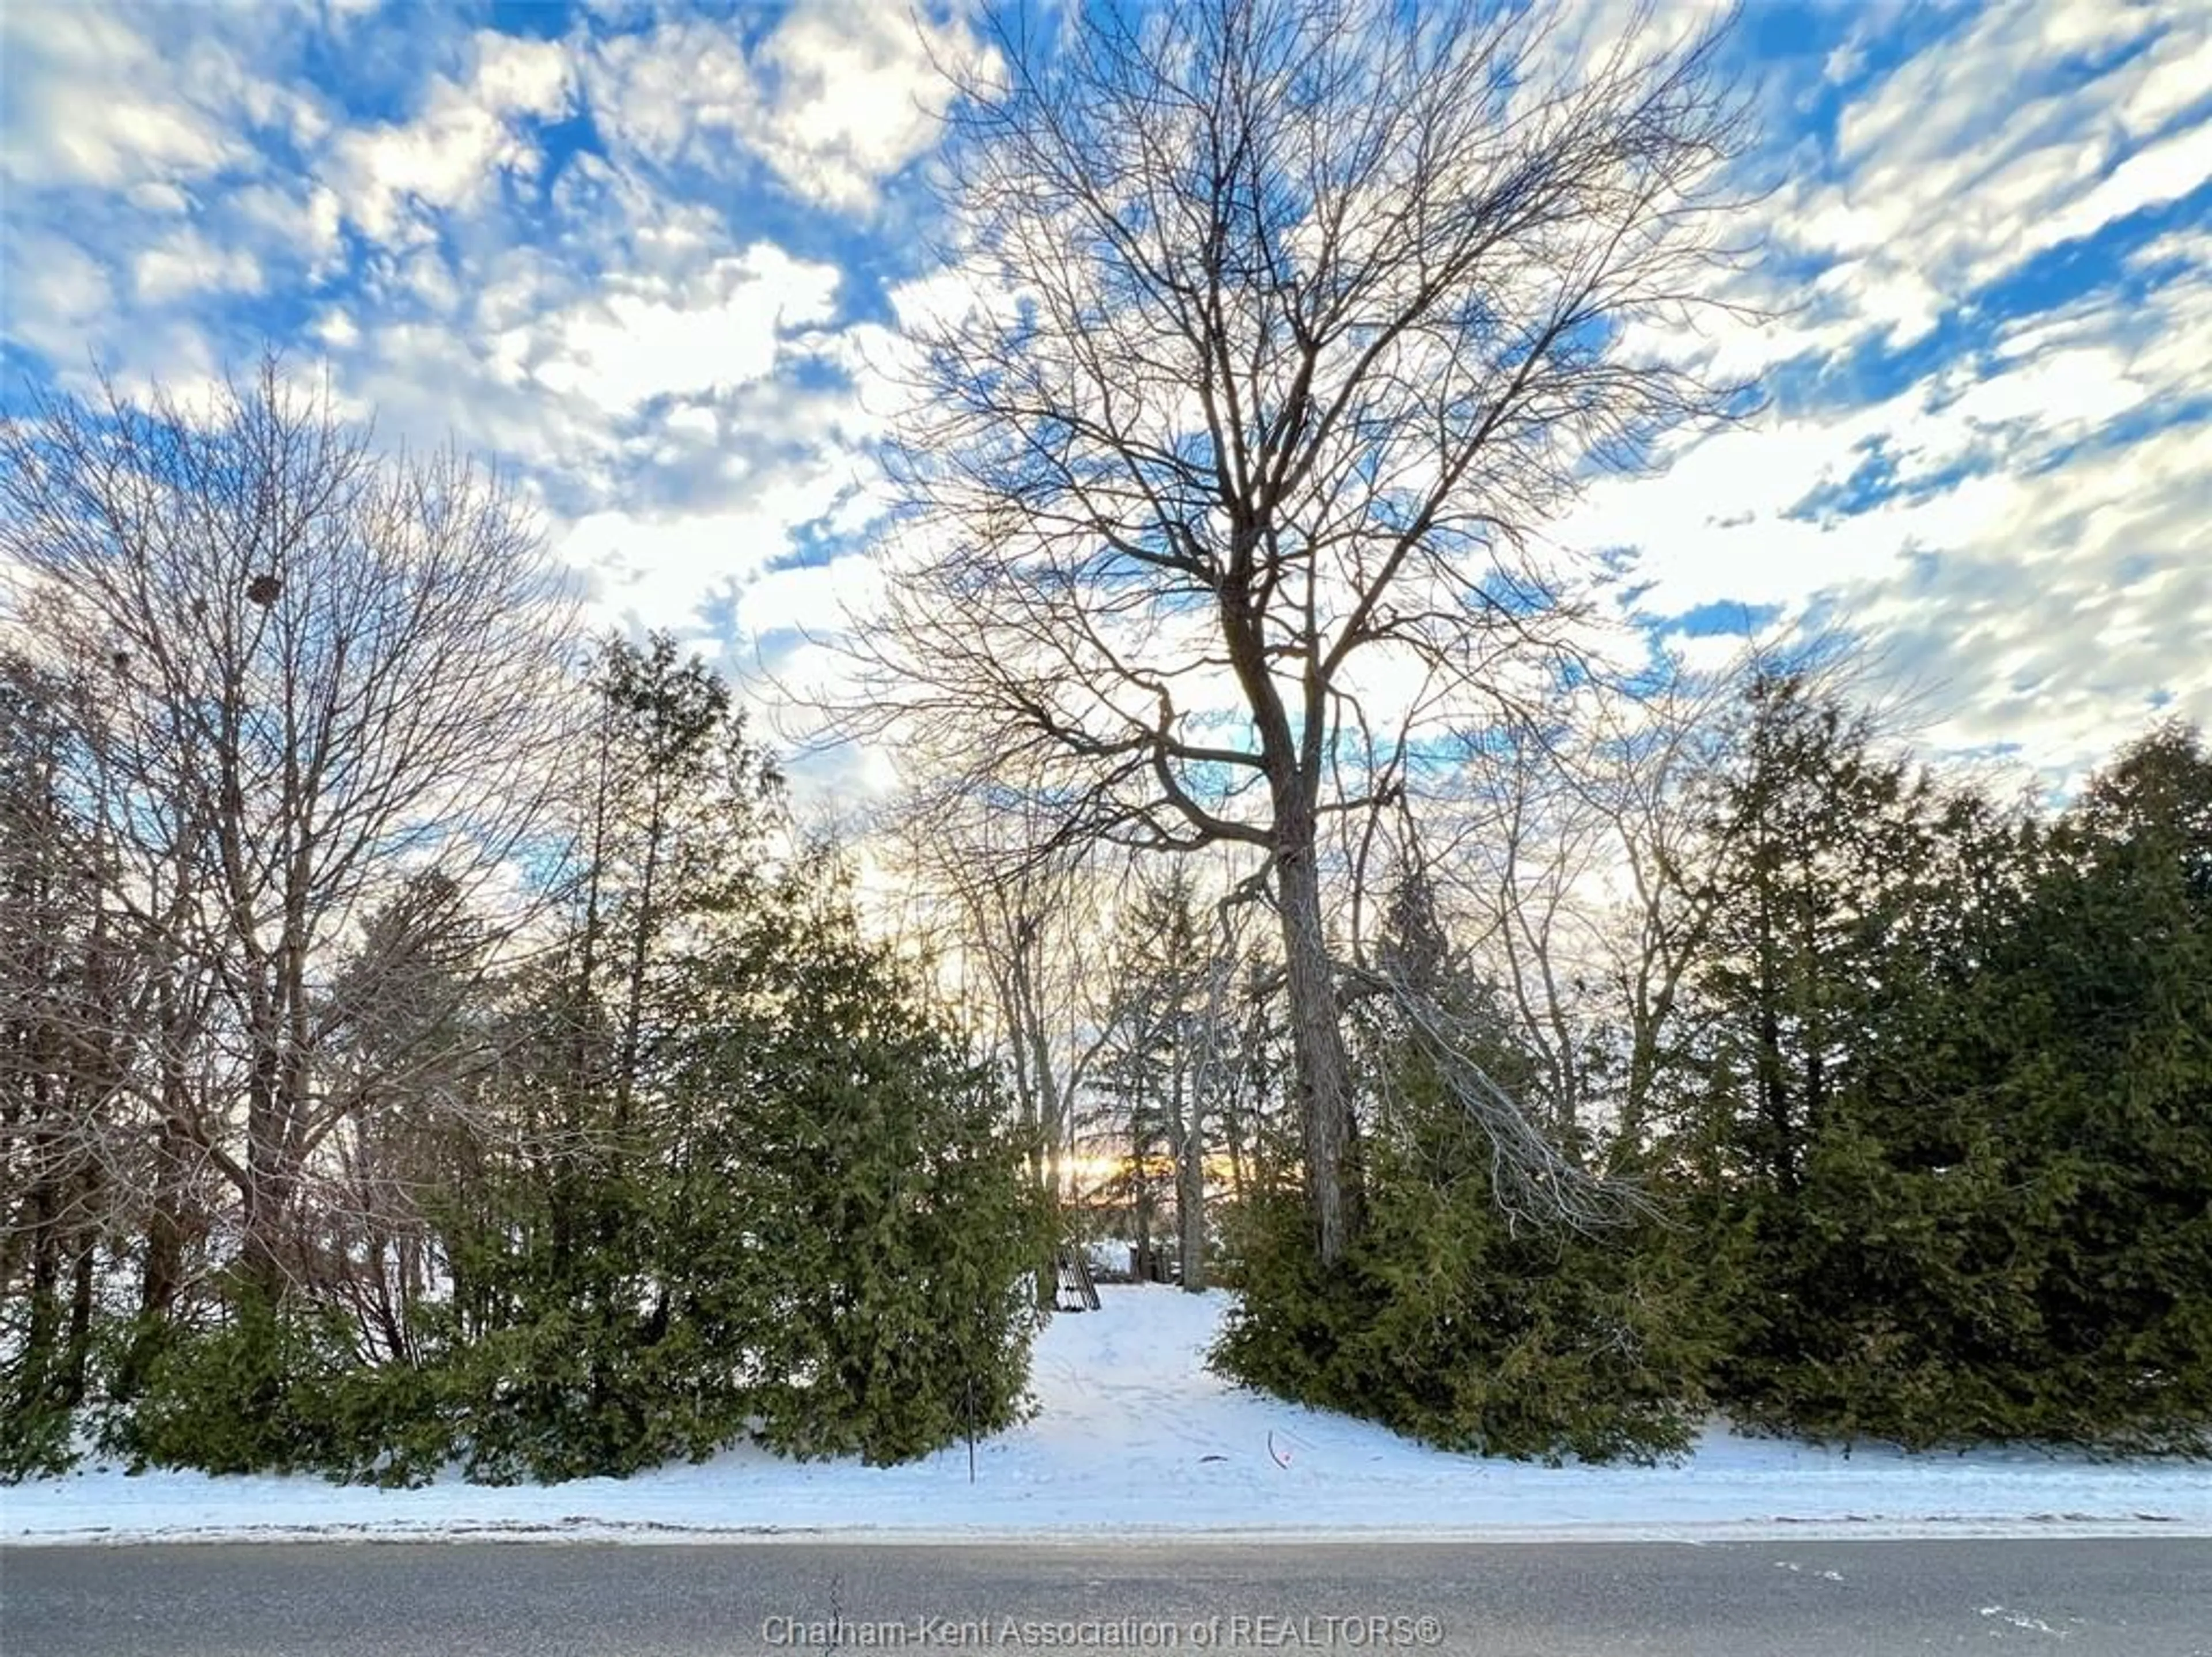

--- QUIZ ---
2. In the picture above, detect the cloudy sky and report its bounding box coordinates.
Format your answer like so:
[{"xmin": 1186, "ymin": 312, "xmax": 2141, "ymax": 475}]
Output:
[{"xmin": 2, "ymin": 0, "xmax": 2206, "ymax": 793}]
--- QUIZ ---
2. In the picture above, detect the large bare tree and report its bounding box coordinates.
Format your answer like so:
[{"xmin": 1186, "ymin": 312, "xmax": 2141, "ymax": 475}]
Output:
[
  {"xmin": 0, "ymin": 360, "xmax": 578, "ymax": 1303},
  {"xmin": 837, "ymin": 0, "xmax": 1755, "ymax": 1263}
]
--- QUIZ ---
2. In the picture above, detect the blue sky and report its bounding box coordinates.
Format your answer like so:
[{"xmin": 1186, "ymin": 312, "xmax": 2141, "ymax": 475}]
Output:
[{"xmin": 2, "ymin": 0, "xmax": 2206, "ymax": 792}]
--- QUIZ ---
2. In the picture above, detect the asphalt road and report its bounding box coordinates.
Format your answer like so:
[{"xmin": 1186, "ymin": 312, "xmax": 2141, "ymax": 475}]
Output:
[{"xmin": 3, "ymin": 1538, "xmax": 2209, "ymax": 1657}]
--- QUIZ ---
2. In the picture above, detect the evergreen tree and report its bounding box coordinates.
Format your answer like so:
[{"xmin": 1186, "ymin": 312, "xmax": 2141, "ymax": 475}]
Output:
[
  {"xmin": 1216, "ymin": 860, "xmax": 1710, "ymax": 1462},
  {"xmin": 427, "ymin": 638, "xmax": 1046, "ymax": 1480},
  {"xmin": 1959, "ymin": 724, "xmax": 2212, "ymax": 1448},
  {"xmin": 664, "ymin": 868, "xmax": 1048, "ymax": 1465},
  {"xmin": 444, "ymin": 634, "xmax": 781, "ymax": 1478},
  {"xmin": 1676, "ymin": 680, "xmax": 2212, "ymax": 1452},
  {"xmin": 104, "ymin": 634, "xmax": 1050, "ymax": 1482},
  {"xmin": 1668, "ymin": 674, "xmax": 2033, "ymax": 1443}
]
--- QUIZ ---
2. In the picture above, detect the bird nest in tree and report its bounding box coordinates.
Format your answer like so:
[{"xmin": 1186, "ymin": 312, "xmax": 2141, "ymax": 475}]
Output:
[{"xmin": 246, "ymin": 573, "xmax": 282, "ymax": 607}]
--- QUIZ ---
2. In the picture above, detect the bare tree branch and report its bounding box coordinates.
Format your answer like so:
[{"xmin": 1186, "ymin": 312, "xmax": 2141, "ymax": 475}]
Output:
[{"xmin": 824, "ymin": 0, "xmax": 1760, "ymax": 1262}]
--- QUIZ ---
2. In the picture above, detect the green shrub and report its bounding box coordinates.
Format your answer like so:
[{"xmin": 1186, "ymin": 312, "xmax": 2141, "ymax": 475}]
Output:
[
  {"xmin": 1214, "ymin": 1162, "xmax": 1711, "ymax": 1465},
  {"xmin": 0, "ymin": 1393, "xmax": 78, "ymax": 1482},
  {"xmin": 121, "ymin": 1296, "xmax": 345, "ymax": 1476}
]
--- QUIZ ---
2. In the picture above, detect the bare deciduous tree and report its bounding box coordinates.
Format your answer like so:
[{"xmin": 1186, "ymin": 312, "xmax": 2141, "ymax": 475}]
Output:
[
  {"xmin": 885, "ymin": 777, "xmax": 1119, "ymax": 1211},
  {"xmin": 0, "ymin": 359, "xmax": 578, "ymax": 1304},
  {"xmin": 838, "ymin": 0, "xmax": 1755, "ymax": 1262},
  {"xmin": 0, "ymin": 653, "xmax": 138, "ymax": 1415}
]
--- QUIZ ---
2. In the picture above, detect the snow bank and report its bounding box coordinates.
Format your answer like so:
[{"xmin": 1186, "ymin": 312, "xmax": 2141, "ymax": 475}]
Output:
[{"xmin": 6, "ymin": 1287, "xmax": 2208, "ymax": 1545}]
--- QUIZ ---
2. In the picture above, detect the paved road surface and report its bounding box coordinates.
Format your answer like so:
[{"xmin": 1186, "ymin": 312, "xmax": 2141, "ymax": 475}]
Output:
[{"xmin": 5, "ymin": 1538, "xmax": 2209, "ymax": 1656}]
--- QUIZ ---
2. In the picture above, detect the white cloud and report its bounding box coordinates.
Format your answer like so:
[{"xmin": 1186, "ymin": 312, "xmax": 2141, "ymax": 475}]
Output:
[
  {"xmin": 2041, "ymin": 119, "xmax": 2212, "ymax": 251},
  {"xmin": 749, "ymin": 0, "xmax": 987, "ymax": 209},
  {"xmin": 0, "ymin": 7, "xmax": 242, "ymax": 189},
  {"xmin": 1755, "ymin": 2, "xmax": 2201, "ymax": 354},
  {"xmin": 527, "ymin": 245, "xmax": 843, "ymax": 410},
  {"xmin": 233, "ymin": 181, "xmax": 346, "ymax": 276},
  {"xmin": 1586, "ymin": 279, "xmax": 2210, "ymax": 777},
  {"xmin": 2, "ymin": 0, "xmax": 2201, "ymax": 803},
  {"xmin": 559, "ymin": 471, "xmax": 858, "ymax": 634},
  {"xmin": 125, "ymin": 181, "xmax": 192, "ymax": 214},
  {"xmin": 663, "ymin": 404, "xmax": 720, "ymax": 442},
  {"xmin": 0, "ymin": 234, "xmax": 117, "ymax": 361},
  {"xmin": 2119, "ymin": 16, "xmax": 2212, "ymax": 135},
  {"xmin": 329, "ymin": 29, "xmax": 575, "ymax": 241},
  {"xmin": 132, "ymin": 226, "xmax": 266, "ymax": 305},
  {"xmin": 582, "ymin": 0, "xmax": 987, "ymax": 212},
  {"xmin": 582, "ymin": 18, "xmax": 756, "ymax": 175},
  {"xmin": 1662, "ymin": 630, "xmax": 1758, "ymax": 678},
  {"xmin": 738, "ymin": 552, "xmax": 882, "ymax": 638}
]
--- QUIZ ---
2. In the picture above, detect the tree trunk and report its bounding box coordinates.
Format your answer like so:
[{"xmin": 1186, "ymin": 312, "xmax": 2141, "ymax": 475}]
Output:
[
  {"xmin": 63, "ymin": 1231, "xmax": 96, "ymax": 1403},
  {"xmin": 21, "ymin": 1180, "xmax": 60, "ymax": 1395},
  {"xmin": 1275, "ymin": 839, "xmax": 1361, "ymax": 1266},
  {"xmin": 1131, "ymin": 1091, "xmax": 1157, "ymax": 1283},
  {"xmin": 241, "ymin": 1030, "xmax": 292, "ymax": 1304},
  {"xmin": 1176, "ymin": 1113, "xmax": 1207, "ymax": 1292},
  {"xmin": 122, "ymin": 1047, "xmax": 195, "ymax": 1399},
  {"xmin": 1224, "ymin": 1109, "xmax": 1248, "ymax": 1207}
]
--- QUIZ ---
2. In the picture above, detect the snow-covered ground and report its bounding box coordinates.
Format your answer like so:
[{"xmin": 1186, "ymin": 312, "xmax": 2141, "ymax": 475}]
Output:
[{"xmin": 6, "ymin": 1287, "xmax": 2209, "ymax": 1545}]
